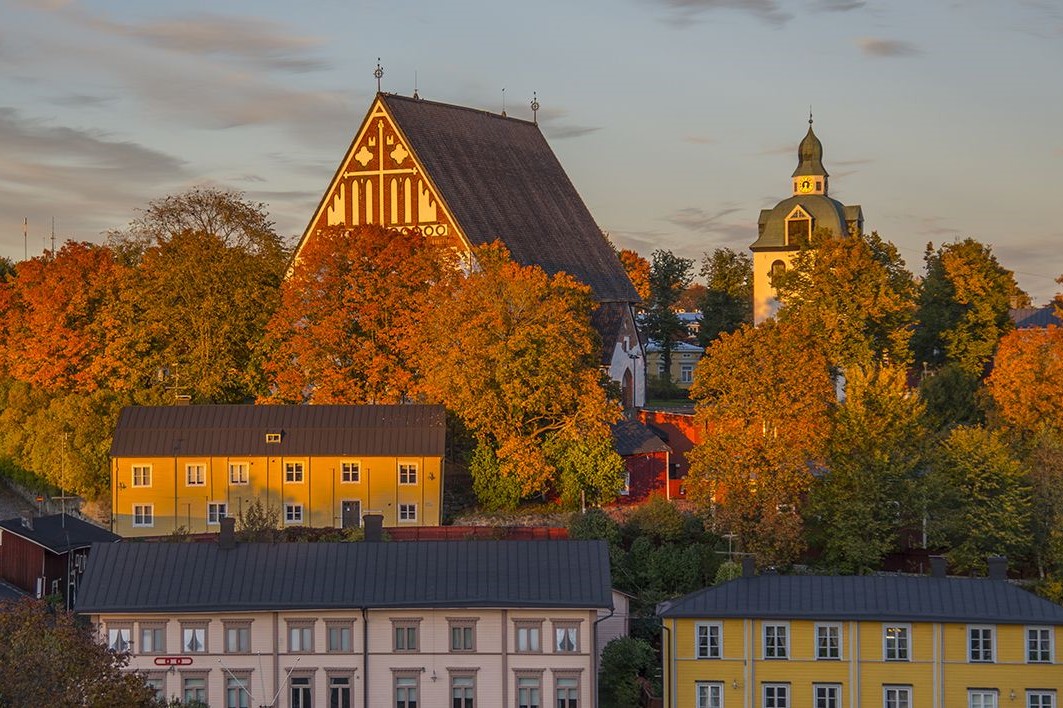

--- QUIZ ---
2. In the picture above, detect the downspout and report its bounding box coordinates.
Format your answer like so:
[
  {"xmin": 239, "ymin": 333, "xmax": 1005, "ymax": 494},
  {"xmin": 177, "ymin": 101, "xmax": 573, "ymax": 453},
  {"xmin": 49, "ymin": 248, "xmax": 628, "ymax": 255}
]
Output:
[
  {"xmin": 362, "ymin": 607, "xmax": 369, "ymax": 708},
  {"xmin": 273, "ymin": 611, "xmax": 280, "ymax": 707},
  {"xmin": 111, "ymin": 459, "xmax": 117, "ymax": 533},
  {"xmin": 592, "ymin": 606, "xmax": 615, "ymax": 708},
  {"xmin": 665, "ymin": 449, "xmax": 671, "ymax": 501},
  {"xmin": 660, "ymin": 620, "xmax": 674, "ymax": 708},
  {"xmin": 502, "ymin": 609, "xmax": 509, "ymax": 707}
]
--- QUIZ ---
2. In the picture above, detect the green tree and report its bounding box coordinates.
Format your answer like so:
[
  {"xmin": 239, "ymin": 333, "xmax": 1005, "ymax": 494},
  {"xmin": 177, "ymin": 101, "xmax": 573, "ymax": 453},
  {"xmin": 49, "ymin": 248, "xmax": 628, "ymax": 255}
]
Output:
[
  {"xmin": 598, "ymin": 637, "xmax": 658, "ymax": 708},
  {"xmin": 1025, "ymin": 433, "xmax": 1063, "ymax": 577},
  {"xmin": 641, "ymin": 250, "xmax": 694, "ymax": 386},
  {"xmin": 544, "ymin": 432, "xmax": 625, "ymax": 509},
  {"xmin": 697, "ymin": 247, "xmax": 752, "ymax": 346},
  {"xmin": 925, "ymin": 426, "xmax": 1032, "ymax": 573},
  {"xmin": 0, "ymin": 598, "xmax": 156, "ymax": 707},
  {"xmin": 808, "ymin": 365, "xmax": 928, "ymax": 573}
]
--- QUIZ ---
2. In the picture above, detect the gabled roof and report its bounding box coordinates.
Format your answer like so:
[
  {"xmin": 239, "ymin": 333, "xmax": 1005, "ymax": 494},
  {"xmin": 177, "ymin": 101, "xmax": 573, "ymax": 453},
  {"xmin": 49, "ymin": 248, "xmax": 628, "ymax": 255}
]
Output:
[
  {"xmin": 1010, "ymin": 306, "xmax": 1061, "ymax": 329},
  {"xmin": 611, "ymin": 419, "xmax": 671, "ymax": 456},
  {"xmin": 658, "ymin": 575, "xmax": 1063, "ymax": 625},
  {"xmin": 110, "ymin": 404, "xmax": 445, "ymax": 458},
  {"xmin": 379, "ymin": 95, "xmax": 638, "ymax": 304},
  {"xmin": 75, "ymin": 540, "xmax": 613, "ymax": 614},
  {"xmin": 0, "ymin": 514, "xmax": 119, "ymax": 554}
]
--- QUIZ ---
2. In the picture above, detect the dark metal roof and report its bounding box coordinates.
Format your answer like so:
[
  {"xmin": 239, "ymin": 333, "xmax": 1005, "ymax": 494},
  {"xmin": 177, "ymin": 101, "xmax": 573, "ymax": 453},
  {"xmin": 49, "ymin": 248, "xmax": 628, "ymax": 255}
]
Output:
[
  {"xmin": 75, "ymin": 540, "xmax": 612, "ymax": 614},
  {"xmin": 611, "ymin": 419, "xmax": 671, "ymax": 456},
  {"xmin": 381, "ymin": 94, "xmax": 639, "ymax": 304},
  {"xmin": 109, "ymin": 404, "xmax": 445, "ymax": 458},
  {"xmin": 0, "ymin": 514, "xmax": 120, "ymax": 553},
  {"xmin": 1010, "ymin": 306, "xmax": 1061, "ymax": 329},
  {"xmin": 792, "ymin": 124, "xmax": 828, "ymax": 177},
  {"xmin": 658, "ymin": 575, "xmax": 1063, "ymax": 625},
  {"xmin": 752, "ymin": 195, "xmax": 860, "ymax": 250}
]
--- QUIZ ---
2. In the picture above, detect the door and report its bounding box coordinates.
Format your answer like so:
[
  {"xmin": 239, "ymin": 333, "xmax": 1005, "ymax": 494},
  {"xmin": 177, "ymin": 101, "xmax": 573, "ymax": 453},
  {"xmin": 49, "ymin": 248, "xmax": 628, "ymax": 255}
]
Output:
[{"xmin": 341, "ymin": 500, "xmax": 361, "ymax": 528}]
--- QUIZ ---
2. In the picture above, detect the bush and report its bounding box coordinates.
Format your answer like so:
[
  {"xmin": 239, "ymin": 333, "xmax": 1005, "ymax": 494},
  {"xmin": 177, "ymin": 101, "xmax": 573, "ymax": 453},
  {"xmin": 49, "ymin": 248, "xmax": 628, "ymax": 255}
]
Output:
[{"xmin": 598, "ymin": 636, "xmax": 658, "ymax": 708}]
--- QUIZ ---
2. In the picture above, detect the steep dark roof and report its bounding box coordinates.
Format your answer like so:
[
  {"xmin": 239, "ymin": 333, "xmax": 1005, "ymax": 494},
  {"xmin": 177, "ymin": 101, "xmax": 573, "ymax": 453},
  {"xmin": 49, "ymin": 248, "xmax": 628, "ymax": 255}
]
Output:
[
  {"xmin": 1010, "ymin": 306, "xmax": 1061, "ymax": 329},
  {"xmin": 658, "ymin": 575, "xmax": 1063, "ymax": 625},
  {"xmin": 590, "ymin": 302, "xmax": 631, "ymax": 364},
  {"xmin": 611, "ymin": 419, "xmax": 671, "ymax": 456},
  {"xmin": 381, "ymin": 95, "xmax": 638, "ymax": 304},
  {"xmin": 0, "ymin": 514, "xmax": 119, "ymax": 553},
  {"xmin": 792, "ymin": 124, "xmax": 828, "ymax": 178},
  {"xmin": 110, "ymin": 404, "xmax": 445, "ymax": 458},
  {"xmin": 75, "ymin": 540, "xmax": 612, "ymax": 614}
]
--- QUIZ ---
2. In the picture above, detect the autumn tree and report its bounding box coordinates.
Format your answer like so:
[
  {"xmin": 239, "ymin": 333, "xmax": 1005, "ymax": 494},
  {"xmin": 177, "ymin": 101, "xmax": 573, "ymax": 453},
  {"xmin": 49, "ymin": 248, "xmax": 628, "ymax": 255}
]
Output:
[
  {"xmin": 807, "ymin": 365, "xmax": 928, "ymax": 573},
  {"xmin": 263, "ymin": 225, "xmax": 455, "ymax": 404},
  {"xmin": 0, "ymin": 598, "xmax": 156, "ymax": 707},
  {"xmin": 687, "ymin": 318, "xmax": 835, "ymax": 564},
  {"xmin": 618, "ymin": 248, "xmax": 651, "ymax": 304},
  {"xmin": 641, "ymin": 250, "xmax": 694, "ymax": 386},
  {"xmin": 697, "ymin": 248, "xmax": 752, "ymax": 346},
  {"xmin": 415, "ymin": 243, "xmax": 622, "ymax": 509},
  {"xmin": 986, "ymin": 326, "xmax": 1063, "ymax": 438}
]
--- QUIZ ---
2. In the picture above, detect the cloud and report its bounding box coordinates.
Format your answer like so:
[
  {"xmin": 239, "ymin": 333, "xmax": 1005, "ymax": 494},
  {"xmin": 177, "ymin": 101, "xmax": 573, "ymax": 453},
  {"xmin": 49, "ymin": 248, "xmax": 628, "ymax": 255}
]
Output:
[
  {"xmin": 683, "ymin": 134, "xmax": 715, "ymax": 145},
  {"xmin": 665, "ymin": 205, "xmax": 751, "ymax": 243},
  {"xmin": 812, "ymin": 0, "xmax": 865, "ymax": 11},
  {"xmin": 50, "ymin": 93, "xmax": 115, "ymax": 108},
  {"xmin": 857, "ymin": 37, "xmax": 920, "ymax": 57},
  {"xmin": 535, "ymin": 107, "xmax": 601, "ymax": 140},
  {"xmin": 652, "ymin": 0, "xmax": 792, "ymax": 26}
]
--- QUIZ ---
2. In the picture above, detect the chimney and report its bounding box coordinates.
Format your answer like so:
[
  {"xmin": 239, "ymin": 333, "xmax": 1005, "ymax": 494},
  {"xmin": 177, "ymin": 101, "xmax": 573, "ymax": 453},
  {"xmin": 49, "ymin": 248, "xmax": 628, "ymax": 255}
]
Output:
[
  {"xmin": 363, "ymin": 513, "xmax": 384, "ymax": 542},
  {"xmin": 929, "ymin": 555, "xmax": 947, "ymax": 579},
  {"xmin": 741, "ymin": 555, "xmax": 756, "ymax": 579},
  {"xmin": 987, "ymin": 555, "xmax": 1008, "ymax": 581},
  {"xmin": 218, "ymin": 516, "xmax": 236, "ymax": 550},
  {"xmin": 20, "ymin": 514, "xmax": 33, "ymax": 531},
  {"xmin": 175, "ymin": 394, "xmax": 192, "ymax": 406}
]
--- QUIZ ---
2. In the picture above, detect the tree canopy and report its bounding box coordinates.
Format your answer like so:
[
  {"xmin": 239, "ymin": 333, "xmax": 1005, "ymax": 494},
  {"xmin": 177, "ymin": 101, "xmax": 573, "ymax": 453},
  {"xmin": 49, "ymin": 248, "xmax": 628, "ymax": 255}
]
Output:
[{"xmin": 697, "ymin": 247, "xmax": 752, "ymax": 346}]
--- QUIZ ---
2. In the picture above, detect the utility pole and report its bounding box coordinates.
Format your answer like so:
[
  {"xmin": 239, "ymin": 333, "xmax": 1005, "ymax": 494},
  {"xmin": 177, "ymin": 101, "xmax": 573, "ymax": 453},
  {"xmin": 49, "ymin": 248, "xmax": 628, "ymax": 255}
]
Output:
[{"xmin": 23, "ymin": 217, "xmax": 27, "ymax": 261}]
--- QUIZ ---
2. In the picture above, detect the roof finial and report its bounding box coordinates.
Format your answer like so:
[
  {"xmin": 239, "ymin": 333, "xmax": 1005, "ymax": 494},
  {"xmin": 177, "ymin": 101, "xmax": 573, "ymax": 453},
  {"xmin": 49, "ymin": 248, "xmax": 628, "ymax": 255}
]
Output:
[
  {"xmin": 374, "ymin": 58, "xmax": 384, "ymax": 93},
  {"xmin": 501, "ymin": 87, "xmax": 506, "ymax": 118},
  {"xmin": 531, "ymin": 92, "xmax": 540, "ymax": 125},
  {"xmin": 413, "ymin": 70, "xmax": 419, "ymax": 100},
  {"xmin": 809, "ymin": 105, "xmax": 813, "ymax": 126}
]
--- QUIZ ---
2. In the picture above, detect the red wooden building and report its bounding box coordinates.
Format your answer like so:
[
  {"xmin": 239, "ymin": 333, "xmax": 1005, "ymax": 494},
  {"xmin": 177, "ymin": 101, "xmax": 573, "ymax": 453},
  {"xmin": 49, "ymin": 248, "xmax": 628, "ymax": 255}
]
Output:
[{"xmin": 611, "ymin": 419, "xmax": 673, "ymax": 504}]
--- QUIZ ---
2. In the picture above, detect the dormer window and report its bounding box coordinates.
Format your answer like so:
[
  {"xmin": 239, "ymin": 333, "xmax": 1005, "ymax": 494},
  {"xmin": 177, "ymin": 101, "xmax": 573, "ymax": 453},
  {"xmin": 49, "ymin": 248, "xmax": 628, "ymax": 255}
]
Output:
[
  {"xmin": 266, "ymin": 432, "xmax": 281, "ymax": 444},
  {"xmin": 785, "ymin": 206, "xmax": 812, "ymax": 246}
]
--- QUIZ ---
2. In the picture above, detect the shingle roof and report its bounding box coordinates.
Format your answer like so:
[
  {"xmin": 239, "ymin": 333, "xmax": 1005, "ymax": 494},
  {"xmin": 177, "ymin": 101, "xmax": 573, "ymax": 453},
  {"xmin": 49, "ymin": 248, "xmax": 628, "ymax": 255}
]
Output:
[
  {"xmin": 381, "ymin": 95, "xmax": 638, "ymax": 304},
  {"xmin": 0, "ymin": 514, "xmax": 119, "ymax": 553},
  {"xmin": 611, "ymin": 419, "xmax": 671, "ymax": 456},
  {"xmin": 109, "ymin": 404, "xmax": 445, "ymax": 458},
  {"xmin": 658, "ymin": 575, "xmax": 1063, "ymax": 625},
  {"xmin": 75, "ymin": 540, "xmax": 612, "ymax": 614}
]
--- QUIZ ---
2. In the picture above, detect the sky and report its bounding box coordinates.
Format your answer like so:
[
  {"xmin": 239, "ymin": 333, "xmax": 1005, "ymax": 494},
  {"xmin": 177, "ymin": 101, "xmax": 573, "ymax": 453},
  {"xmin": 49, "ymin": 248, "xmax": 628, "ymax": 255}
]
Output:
[{"xmin": 2, "ymin": 0, "xmax": 1061, "ymax": 303}]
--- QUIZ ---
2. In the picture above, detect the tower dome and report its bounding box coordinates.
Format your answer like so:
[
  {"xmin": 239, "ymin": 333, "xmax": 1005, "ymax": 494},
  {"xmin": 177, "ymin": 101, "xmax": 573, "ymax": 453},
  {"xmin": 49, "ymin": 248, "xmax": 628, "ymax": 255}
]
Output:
[{"xmin": 792, "ymin": 120, "xmax": 828, "ymax": 179}]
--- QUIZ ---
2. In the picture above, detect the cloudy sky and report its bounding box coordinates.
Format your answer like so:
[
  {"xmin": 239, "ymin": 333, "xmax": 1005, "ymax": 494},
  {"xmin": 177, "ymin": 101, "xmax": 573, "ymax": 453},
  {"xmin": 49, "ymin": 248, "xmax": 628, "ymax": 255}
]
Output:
[{"xmin": 2, "ymin": 0, "xmax": 1061, "ymax": 302}]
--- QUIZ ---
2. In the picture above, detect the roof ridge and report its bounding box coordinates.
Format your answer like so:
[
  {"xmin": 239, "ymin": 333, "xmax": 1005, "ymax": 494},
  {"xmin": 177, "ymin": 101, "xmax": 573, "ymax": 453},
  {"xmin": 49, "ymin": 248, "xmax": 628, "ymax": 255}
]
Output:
[{"xmin": 381, "ymin": 92, "xmax": 539, "ymax": 127}]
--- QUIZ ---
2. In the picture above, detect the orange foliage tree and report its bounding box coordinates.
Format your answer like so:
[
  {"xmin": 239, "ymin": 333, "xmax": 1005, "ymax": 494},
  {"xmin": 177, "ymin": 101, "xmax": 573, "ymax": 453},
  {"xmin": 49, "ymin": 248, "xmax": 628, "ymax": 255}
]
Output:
[
  {"xmin": 618, "ymin": 248, "xmax": 651, "ymax": 304},
  {"xmin": 263, "ymin": 225, "xmax": 456, "ymax": 404},
  {"xmin": 987, "ymin": 326, "xmax": 1063, "ymax": 437}
]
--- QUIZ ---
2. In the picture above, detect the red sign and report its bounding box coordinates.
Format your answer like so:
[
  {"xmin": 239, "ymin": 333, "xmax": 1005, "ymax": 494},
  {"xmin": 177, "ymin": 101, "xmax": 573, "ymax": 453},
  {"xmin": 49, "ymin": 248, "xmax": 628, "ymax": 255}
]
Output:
[{"xmin": 153, "ymin": 656, "xmax": 193, "ymax": 667}]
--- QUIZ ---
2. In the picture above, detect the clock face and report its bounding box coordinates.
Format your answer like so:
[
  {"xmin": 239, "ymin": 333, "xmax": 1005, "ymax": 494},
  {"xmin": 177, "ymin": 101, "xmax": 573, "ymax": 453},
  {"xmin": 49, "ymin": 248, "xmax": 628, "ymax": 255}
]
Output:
[{"xmin": 798, "ymin": 178, "xmax": 814, "ymax": 194}]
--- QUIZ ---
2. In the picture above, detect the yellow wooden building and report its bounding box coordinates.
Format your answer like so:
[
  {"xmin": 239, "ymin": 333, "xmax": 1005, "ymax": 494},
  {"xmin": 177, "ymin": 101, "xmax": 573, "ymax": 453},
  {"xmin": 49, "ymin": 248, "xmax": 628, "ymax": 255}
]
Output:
[
  {"xmin": 658, "ymin": 558, "xmax": 1063, "ymax": 708},
  {"xmin": 110, "ymin": 404, "xmax": 445, "ymax": 537}
]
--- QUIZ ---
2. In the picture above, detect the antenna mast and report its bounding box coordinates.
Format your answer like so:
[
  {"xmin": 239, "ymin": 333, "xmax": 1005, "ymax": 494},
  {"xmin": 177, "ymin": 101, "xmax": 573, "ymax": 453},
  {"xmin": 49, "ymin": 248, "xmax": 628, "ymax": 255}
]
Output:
[
  {"xmin": 50, "ymin": 217, "xmax": 56, "ymax": 255},
  {"xmin": 23, "ymin": 217, "xmax": 27, "ymax": 261}
]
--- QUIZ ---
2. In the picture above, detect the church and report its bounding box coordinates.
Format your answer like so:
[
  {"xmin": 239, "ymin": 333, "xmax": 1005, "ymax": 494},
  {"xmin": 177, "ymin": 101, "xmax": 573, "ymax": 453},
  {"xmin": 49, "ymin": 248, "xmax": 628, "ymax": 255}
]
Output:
[
  {"xmin": 750, "ymin": 117, "xmax": 864, "ymax": 324},
  {"xmin": 295, "ymin": 91, "xmax": 645, "ymax": 408}
]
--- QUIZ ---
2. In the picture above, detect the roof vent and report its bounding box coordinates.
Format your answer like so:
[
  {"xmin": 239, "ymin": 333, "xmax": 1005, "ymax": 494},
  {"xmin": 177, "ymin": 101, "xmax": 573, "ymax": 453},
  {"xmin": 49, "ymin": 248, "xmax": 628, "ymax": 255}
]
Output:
[
  {"xmin": 363, "ymin": 513, "xmax": 384, "ymax": 542},
  {"xmin": 265, "ymin": 432, "xmax": 281, "ymax": 444},
  {"xmin": 20, "ymin": 515, "xmax": 33, "ymax": 531},
  {"xmin": 929, "ymin": 555, "xmax": 947, "ymax": 579},
  {"xmin": 174, "ymin": 394, "xmax": 192, "ymax": 405},
  {"xmin": 218, "ymin": 516, "xmax": 236, "ymax": 550},
  {"xmin": 987, "ymin": 555, "xmax": 1008, "ymax": 581}
]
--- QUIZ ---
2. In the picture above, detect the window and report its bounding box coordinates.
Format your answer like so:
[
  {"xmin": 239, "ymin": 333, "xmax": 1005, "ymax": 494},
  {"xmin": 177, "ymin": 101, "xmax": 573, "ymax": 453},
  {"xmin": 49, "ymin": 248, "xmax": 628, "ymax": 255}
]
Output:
[
  {"xmin": 288, "ymin": 622, "xmax": 314, "ymax": 652},
  {"xmin": 681, "ymin": 364, "xmax": 694, "ymax": 384},
  {"xmin": 763, "ymin": 623, "xmax": 788, "ymax": 659},
  {"xmin": 814, "ymin": 684, "xmax": 840, "ymax": 708},
  {"xmin": 448, "ymin": 618, "xmax": 476, "ymax": 652},
  {"xmin": 884, "ymin": 686, "xmax": 911, "ymax": 708},
  {"xmin": 225, "ymin": 622, "xmax": 250, "ymax": 653},
  {"xmin": 969, "ymin": 690, "xmax": 998, "ymax": 708},
  {"xmin": 327, "ymin": 622, "xmax": 353, "ymax": 652},
  {"xmin": 451, "ymin": 674, "xmax": 475, "ymax": 708},
  {"xmin": 139, "ymin": 624, "xmax": 165, "ymax": 654},
  {"xmin": 770, "ymin": 260, "xmax": 787, "ymax": 279},
  {"xmin": 266, "ymin": 432, "xmax": 281, "ymax": 443},
  {"xmin": 182, "ymin": 625, "xmax": 207, "ymax": 653},
  {"xmin": 517, "ymin": 676, "xmax": 541, "ymax": 708},
  {"xmin": 399, "ymin": 462, "xmax": 418, "ymax": 484},
  {"xmin": 969, "ymin": 626, "xmax": 995, "ymax": 663},
  {"xmin": 132, "ymin": 465, "xmax": 151, "ymax": 487},
  {"xmin": 285, "ymin": 504, "xmax": 304, "ymax": 524},
  {"xmin": 229, "ymin": 462, "xmax": 249, "ymax": 485},
  {"xmin": 393, "ymin": 619, "xmax": 420, "ymax": 652},
  {"xmin": 291, "ymin": 677, "xmax": 312, "ymax": 708},
  {"xmin": 227, "ymin": 675, "xmax": 251, "ymax": 708},
  {"xmin": 786, "ymin": 217, "xmax": 811, "ymax": 246},
  {"xmin": 515, "ymin": 620, "xmax": 542, "ymax": 653},
  {"xmin": 696, "ymin": 682, "xmax": 723, "ymax": 708},
  {"xmin": 884, "ymin": 625, "xmax": 910, "ymax": 661},
  {"xmin": 1028, "ymin": 692, "xmax": 1056, "ymax": 708},
  {"xmin": 396, "ymin": 675, "xmax": 419, "ymax": 708},
  {"xmin": 764, "ymin": 683, "xmax": 789, "ymax": 708},
  {"xmin": 398, "ymin": 504, "xmax": 417, "ymax": 522},
  {"xmin": 555, "ymin": 676, "xmax": 578, "ymax": 708},
  {"xmin": 554, "ymin": 622, "xmax": 579, "ymax": 653},
  {"xmin": 285, "ymin": 461, "xmax": 304, "ymax": 483},
  {"xmin": 1027, "ymin": 626, "xmax": 1053, "ymax": 663},
  {"xmin": 143, "ymin": 675, "xmax": 164, "ymax": 701},
  {"xmin": 329, "ymin": 676, "xmax": 352, "ymax": 708},
  {"xmin": 208, "ymin": 502, "xmax": 228, "ymax": 525},
  {"xmin": 621, "ymin": 469, "xmax": 630, "ymax": 496},
  {"xmin": 695, "ymin": 622, "xmax": 722, "ymax": 659},
  {"xmin": 132, "ymin": 504, "xmax": 154, "ymax": 527},
  {"xmin": 815, "ymin": 624, "xmax": 841, "ymax": 660},
  {"xmin": 341, "ymin": 461, "xmax": 360, "ymax": 483},
  {"xmin": 186, "ymin": 463, "xmax": 206, "ymax": 486},
  {"xmin": 107, "ymin": 627, "xmax": 131, "ymax": 652},
  {"xmin": 183, "ymin": 676, "xmax": 207, "ymax": 703}
]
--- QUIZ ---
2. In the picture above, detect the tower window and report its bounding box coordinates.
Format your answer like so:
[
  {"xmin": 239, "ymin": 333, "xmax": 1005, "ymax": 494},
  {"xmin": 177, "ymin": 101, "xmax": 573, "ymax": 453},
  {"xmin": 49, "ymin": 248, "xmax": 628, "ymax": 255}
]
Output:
[
  {"xmin": 771, "ymin": 260, "xmax": 786, "ymax": 280},
  {"xmin": 786, "ymin": 218, "xmax": 811, "ymax": 246}
]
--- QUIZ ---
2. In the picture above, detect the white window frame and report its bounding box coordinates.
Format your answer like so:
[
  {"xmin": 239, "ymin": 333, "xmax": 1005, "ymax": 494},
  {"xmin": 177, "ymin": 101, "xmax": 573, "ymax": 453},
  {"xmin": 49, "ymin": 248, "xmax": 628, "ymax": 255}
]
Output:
[
  {"xmin": 696, "ymin": 682, "xmax": 723, "ymax": 708},
  {"xmin": 284, "ymin": 461, "xmax": 305, "ymax": 483},
  {"xmin": 1027, "ymin": 626, "xmax": 1054, "ymax": 663},
  {"xmin": 185, "ymin": 463, "xmax": 206, "ymax": 486},
  {"xmin": 883, "ymin": 624, "xmax": 911, "ymax": 661},
  {"xmin": 341, "ymin": 460, "xmax": 360, "ymax": 483},
  {"xmin": 763, "ymin": 683, "xmax": 789, "ymax": 707},
  {"xmin": 681, "ymin": 363, "xmax": 694, "ymax": 384},
  {"xmin": 132, "ymin": 504, "xmax": 154, "ymax": 527},
  {"xmin": 182, "ymin": 626, "xmax": 206, "ymax": 653},
  {"xmin": 695, "ymin": 622, "xmax": 722, "ymax": 659},
  {"xmin": 284, "ymin": 503, "xmax": 303, "ymax": 525},
  {"xmin": 1027, "ymin": 691, "xmax": 1056, "ymax": 708},
  {"xmin": 814, "ymin": 683, "xmax": 841, "ymax": 708},
  {"xmin": 763, "ymin": 622, "xmax": 789, "ymax": 659},
  {"xmin": 398, "ymin": 461, "xmax": 418, "ymax": 485},
  {"xmin": 108, "ymin": 627, "xmax": 131, "ymax": 652},
  {"xmin": 815, "ymin": 623, "xmax": 841, "ymax": 660},
  {"xmin": 228, "ymin": 462, "xmax": 249, "ymax": 485},
  {"xmin": 398, "ymin": 503, "xmax": 417, "ymax": 522},
  {"xmin": 884, "ymin": 685, "xmax": 912, "ymax": 708},
  {"xmin": 968, "ymin": 625, "xmax": 996, "ymax": 663},
  {"xmin": 207, "ymin": 502, "xmax": 228, "ymax": 525},
  {"xmin": 132, "ymin": 464, "xmax": 152, "ymax": 488},
  {"xmin": 969, "ymin": 689, "xmax": 998, "ymax": 708}
]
